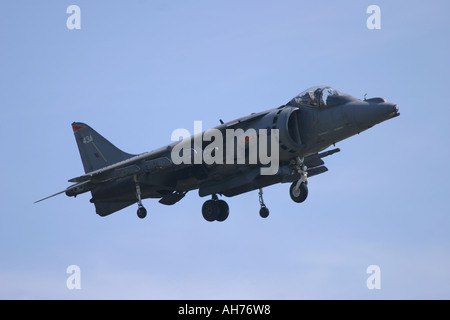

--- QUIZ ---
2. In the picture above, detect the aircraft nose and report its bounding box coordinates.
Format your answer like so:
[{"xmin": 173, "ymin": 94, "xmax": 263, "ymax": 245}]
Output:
[
  {"xmin": 394, "ymin": 104, "xmax": 400, "ymax": 115},
  {"xmin": 387, "ymin": 103, "xmax": 400, "ymax": 118},
  {"xmin": 354, "ymin": 101, "xmax": 399, "ymax": 130},
  {"xmin": 376, "ymin": 102, "xmax": 399, "ymax": 120}
]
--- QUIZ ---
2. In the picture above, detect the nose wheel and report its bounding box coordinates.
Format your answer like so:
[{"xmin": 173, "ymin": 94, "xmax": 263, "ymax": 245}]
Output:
[
  {"xmin": 290, "ymin": 180, "xmax": 308, "ymax": 203},
  {"xmin": 289, "ymin": 156, "xmax": 309, "ymax": 203}
]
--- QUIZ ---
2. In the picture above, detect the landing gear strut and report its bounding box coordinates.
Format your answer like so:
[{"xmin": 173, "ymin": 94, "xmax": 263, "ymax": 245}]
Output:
[
  {"xmin": 258, "ymin": 188, "xmax": 269, "ymax": 218},
  {"xmin": 134, "ymin": 175, "xmax": 147, "ymax": 219},
  {"xmin": 202, "ymin": 194, "xmax": 229, "ymax": 222},
  {"xmin": 289, "ymin": 157, "xmax": 309, "ymax": 203}
]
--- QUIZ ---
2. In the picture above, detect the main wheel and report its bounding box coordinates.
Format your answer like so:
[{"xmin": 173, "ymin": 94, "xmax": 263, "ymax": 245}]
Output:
[
  {"xmin": 259, "ymin": 206, "xmax": 269, "ymax": 218},
  {"xmin": 216, "ymin": 200, "xmax": 229, "ymax": 222},
  {"xmin": 137, "ymin": 207, "xmax": 147, "ymax": 219},
  {"xmin": 290, "ymin": 181, "xmax": 308, "ymax": 203},
  {"xmin": 202, "ymin": 200, "xmax": 218, "ymax": 222}
]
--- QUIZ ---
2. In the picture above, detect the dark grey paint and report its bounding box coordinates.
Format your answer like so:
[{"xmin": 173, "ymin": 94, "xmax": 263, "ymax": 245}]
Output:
[{"xmin": 35, "ymin": 86, "xmax": 399, "ymax": 219}]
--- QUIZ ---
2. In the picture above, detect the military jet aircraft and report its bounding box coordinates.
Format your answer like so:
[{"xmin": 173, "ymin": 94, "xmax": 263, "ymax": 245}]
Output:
[{"xmin": 35, "ymin": 86, "xmax": 399, "ymax": 221}]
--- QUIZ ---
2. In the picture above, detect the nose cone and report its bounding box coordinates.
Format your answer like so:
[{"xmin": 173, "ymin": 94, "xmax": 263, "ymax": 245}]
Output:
[{"xmin": 354, "ymin": 102, "xmax": 399, "ymax": 130}]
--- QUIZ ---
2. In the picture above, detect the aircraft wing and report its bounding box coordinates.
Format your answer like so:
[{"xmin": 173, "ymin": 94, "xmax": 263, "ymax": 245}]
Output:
[
  {"xmin": 200, "ymin": 148, "xmax": 341, "ymax": 198},
  {"xmin": 217, "ymin": 109, "xmax": 272, "ymax": 129},
  {"xmin": 68, "ymin": 145, "xmax": 177, "ymax": 183},
  {"xmin": 68, "ymin": 110, "xmax": 273, "ymax": 184},
  {"xmin": 36, "ymin": 110, "xmax": 276, "ymax": 204}
]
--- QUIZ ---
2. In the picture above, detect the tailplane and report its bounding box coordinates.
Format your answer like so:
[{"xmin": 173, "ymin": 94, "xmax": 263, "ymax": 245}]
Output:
[{"xmin": 72, "ymin": 122, "xmax": 136, "ymax": 173}]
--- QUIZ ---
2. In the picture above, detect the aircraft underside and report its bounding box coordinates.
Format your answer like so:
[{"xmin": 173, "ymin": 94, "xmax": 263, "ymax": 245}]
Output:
[{"xmin": 90, "ymin": 148, "xmax": 339, "ymax": 221}]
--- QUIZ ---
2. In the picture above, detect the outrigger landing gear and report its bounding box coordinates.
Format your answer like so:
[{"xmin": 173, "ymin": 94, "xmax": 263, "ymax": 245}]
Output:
[
  {"xmin": 134, "ymin": 175, "xmax": 147, "ymax": 219},
  {"xmin": 258, "ymin": 188, "xmax": 269, "ymax": 218},
  {"xmin": 202, "ymin": 194, "xmax": 229, "ymax": 222},
  {"xmin": 289, "ymin": 157, "xmax": 309, "ymax": 203}
]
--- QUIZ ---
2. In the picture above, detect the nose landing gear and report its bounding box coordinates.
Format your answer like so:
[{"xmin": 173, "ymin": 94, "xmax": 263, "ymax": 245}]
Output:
[
  {"xmin": 289, "ymin": 180, "xmax": 308, "ymax": 203},
  {"xmin": 289, "ymin": 156, "xmax": 309, "ymax": 203}
]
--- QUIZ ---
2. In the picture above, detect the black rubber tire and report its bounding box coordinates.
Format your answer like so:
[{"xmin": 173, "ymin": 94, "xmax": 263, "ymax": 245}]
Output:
[
  {"xmin": 216, "ymin": 200, "xmax": 229, "ymax": 222},
  {"xmin": 259, "ymin": 206, "xmax": 269, "ymax": 218},
  {"xmin": 137, "ymin": 207, "xmax": 147, "ymax": 219},
  {"xmin": 289, "ymin": 181, "xmax": 308, "ymax": 203},
  {"xmin": 202, "ymin": 200, "xmax": 218, "ymax": 222}
]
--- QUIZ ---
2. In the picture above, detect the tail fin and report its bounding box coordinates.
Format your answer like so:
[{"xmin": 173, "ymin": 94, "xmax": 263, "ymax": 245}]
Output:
[{"xmin": 72, "ymin": 122, "xmax": 136, "ymax": 173}]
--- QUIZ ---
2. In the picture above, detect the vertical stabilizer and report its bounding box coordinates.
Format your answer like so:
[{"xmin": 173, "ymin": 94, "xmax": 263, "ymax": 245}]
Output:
[{"xmin": 71, "ymin": 122, "xmax": 136, "ymax": 173}]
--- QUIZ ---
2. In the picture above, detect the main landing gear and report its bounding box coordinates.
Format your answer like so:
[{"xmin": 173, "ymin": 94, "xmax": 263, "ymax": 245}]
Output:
[
  {"xmin": 201, "ymin": 189, "xmax": 271, "ymax": 222},
  {"xmin": 134, "ymin": 175, "xmax": 147, "ymax": 219},
  {"xmin": 202, "ymin": 194, "xmax": 229, "ymax": 222}
]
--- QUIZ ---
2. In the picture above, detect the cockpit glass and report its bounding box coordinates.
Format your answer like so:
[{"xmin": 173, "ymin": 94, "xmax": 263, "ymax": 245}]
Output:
[
  {"xmin": 287, "ymin": 86, "xmax": 352, "ymax": 108},
  {"xmin": 321, "ymin": 87, "xmax": 338, "ymax": 106}
]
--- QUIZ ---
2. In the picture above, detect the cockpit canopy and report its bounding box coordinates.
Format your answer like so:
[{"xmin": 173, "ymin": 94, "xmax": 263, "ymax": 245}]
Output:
[{"xmin": 287, "ymin": 86, "xmax": 355, "ymax": 108}]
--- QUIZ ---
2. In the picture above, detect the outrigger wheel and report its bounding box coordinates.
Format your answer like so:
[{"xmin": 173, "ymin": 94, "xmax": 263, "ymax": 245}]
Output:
[
  {"xmin": 259, "ymin": 206, "xmax": 269, "ymax": 218},
  {"xmin": 258, "ymin": 188, "xmax": 270, "ymax": 218},
  {"xmin": 137, "ymin": 206, "xmax": 147, "ymax": 219},
  {"xmin": 134, "ymin": 175, "xmax": 147, "ymax": 219}
]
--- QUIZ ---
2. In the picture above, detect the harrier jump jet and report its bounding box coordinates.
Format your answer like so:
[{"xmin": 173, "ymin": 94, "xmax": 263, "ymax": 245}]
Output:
[{"xmin": 35, "ymin": 86, "xmax": 399, "ymax": 221}]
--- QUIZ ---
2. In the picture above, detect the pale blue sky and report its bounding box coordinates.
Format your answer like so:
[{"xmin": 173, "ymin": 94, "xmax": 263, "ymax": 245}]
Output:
[{"xmin": 1, "ymin": 0, "xmax": 449, "ymax": 299}]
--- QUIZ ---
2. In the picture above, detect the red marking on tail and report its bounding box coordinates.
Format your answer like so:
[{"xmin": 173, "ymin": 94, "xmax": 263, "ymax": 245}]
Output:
[{"xmin": 72, "ymin": 124, "xmax": 86, "ymax": 132}]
